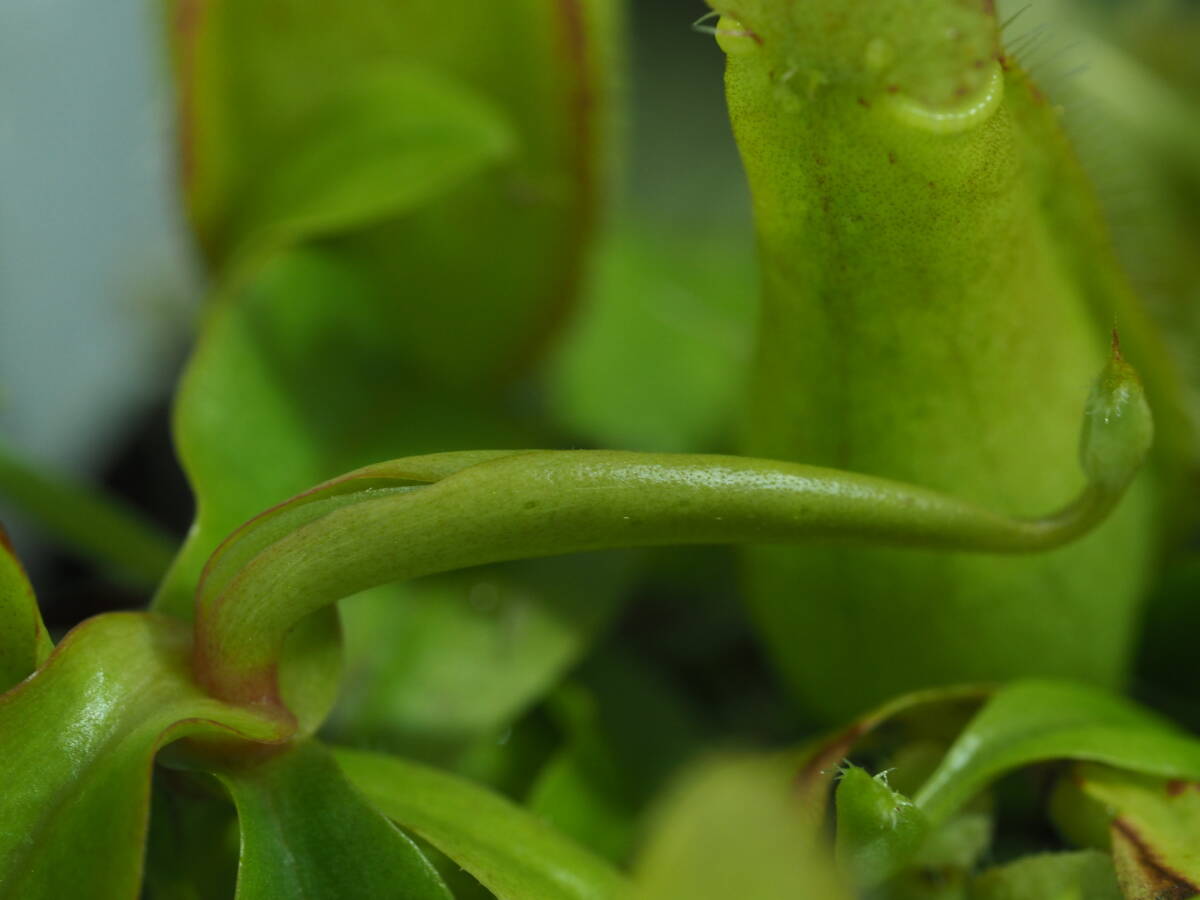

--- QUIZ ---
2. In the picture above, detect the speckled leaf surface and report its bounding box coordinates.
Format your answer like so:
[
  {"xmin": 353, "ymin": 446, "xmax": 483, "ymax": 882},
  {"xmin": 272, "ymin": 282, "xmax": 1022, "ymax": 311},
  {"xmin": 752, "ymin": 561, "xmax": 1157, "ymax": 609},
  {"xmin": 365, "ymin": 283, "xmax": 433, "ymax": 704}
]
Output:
[{"xmin": 1073, "ymin": 763, "xmax": 1200, "ymax": 899}]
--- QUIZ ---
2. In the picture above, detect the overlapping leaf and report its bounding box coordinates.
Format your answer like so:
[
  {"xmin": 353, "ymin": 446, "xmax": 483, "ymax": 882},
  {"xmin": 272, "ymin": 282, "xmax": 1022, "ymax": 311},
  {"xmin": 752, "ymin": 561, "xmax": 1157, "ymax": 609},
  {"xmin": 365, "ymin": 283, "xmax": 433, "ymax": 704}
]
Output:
[
  {"xmin": 0, "ymin": 613, "xmax": 287, "ymax": 899},
  {"xmin": 0, "ymin": 524, "xmax": 51, "ymax": 691},
  {"xmin": 335, "ymin": 745, "xmax": 628, "ymax": 900}
]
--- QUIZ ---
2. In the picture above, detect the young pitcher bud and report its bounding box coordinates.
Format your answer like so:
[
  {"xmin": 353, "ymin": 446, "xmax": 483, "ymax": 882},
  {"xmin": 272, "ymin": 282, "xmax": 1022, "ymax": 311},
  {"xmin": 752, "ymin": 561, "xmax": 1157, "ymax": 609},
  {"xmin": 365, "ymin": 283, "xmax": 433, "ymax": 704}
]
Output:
[{"xmin": 1080, "ymin": 336, "xmax": 1154, "ymax": 492}]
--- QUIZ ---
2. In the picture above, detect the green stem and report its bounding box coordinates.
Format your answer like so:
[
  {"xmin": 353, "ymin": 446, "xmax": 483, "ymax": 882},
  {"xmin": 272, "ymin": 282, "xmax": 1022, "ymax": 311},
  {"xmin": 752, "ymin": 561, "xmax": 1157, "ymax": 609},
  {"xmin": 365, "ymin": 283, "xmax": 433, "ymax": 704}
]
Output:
[
  {"xmin": 0, "ymin": 443, "xmax": 177, "ymax": 587},
  {"xmin": 193, "ymin": 353, "xmax": 1150, "ymax": 712}
]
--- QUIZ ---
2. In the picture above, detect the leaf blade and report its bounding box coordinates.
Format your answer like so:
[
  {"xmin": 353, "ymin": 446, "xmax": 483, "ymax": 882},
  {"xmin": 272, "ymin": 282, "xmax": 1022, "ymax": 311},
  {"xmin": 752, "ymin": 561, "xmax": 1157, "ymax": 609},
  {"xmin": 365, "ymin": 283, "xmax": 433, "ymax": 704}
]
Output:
[
  {"xmin": 0, "ymin": 613, "xmax": 287, "ymax": 899},
  {"xmin": 915, "ymin": 680, "xmax": 1200, "ymax": 825},
  {"xmin": 334, "ymin": 745, "xmax": 629, "ymax": 900},
  {"xmin": 219, "ymin": 741, "xmax": 453, "ymax": 900}
]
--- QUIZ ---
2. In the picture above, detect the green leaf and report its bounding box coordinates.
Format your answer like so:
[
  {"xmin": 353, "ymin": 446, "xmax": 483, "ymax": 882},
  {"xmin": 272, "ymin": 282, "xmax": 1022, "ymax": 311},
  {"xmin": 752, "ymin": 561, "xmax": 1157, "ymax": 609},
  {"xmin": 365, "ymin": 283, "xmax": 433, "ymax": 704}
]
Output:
[
  {"xmin": 915, "ymin": 680, "xmax": 1200, "ymax": 825},
  {"xmin": 631, "ymin": 756, "xmax": 852, "ymax": 900},
  {"xmin": 834, "ymin": 765, "xmax": 930, "ymax": 887},
  {"xmin": 1072, "ymin": 763, "xmax": 1200, "ymax": 899},
  {"xmin": 968, "ymin": 850, "xmax": 1123, "ymax": 900},
  {"xmin": 334, "ymin": 745, "xmax": 629, "ymax": 900},
  {"xmin": 0, "ymin": 442, "xmax": 176, "ymax": 589},
  {"xmin": 217, "ymin": 741, "xmax": 452, "ymax": 900},
  {"xmin": 0, "ymin": 613, "xmax": 287, "ymax": 899},
  {"xmin": 0, "ymin": 523, "xmax": 51, "ymax": 691}
]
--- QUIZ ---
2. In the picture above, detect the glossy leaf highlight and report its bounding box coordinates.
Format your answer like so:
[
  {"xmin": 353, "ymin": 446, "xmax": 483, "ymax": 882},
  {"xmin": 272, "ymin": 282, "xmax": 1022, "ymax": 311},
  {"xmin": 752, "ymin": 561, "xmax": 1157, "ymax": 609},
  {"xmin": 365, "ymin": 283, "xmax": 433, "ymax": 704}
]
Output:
[{"xmin": 0, "ymin": 613, "xmax": 287, "ymax": 899}]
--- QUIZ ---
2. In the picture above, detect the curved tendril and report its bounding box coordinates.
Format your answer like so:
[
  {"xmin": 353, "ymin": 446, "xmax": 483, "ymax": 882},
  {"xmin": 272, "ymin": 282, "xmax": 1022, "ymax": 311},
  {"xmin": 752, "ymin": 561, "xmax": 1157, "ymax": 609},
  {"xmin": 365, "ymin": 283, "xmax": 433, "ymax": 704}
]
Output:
[{"xmin": 193, "ymin": 350, "xmax": 1151, "ymax": 713}]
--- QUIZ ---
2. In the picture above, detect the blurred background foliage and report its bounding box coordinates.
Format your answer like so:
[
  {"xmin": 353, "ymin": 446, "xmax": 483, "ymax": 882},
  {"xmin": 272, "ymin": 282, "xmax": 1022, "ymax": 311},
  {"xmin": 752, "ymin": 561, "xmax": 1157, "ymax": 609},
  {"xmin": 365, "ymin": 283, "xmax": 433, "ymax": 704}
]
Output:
[
  {"xmin": 1, "ymin": 0, "xmax": 1199, "ymax": 885},
  {"xmin": 0, "ymin": 0, "xmax": 754, "ymax": 625}
]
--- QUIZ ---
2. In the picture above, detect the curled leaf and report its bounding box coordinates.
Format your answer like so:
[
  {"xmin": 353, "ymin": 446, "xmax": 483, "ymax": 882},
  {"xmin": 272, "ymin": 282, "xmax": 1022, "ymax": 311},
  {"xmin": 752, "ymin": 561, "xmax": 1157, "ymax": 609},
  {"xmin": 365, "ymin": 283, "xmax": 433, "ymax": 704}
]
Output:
[{"xmin": 0, "ymin": 613, "xmax": 287, "ymax": 899}]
